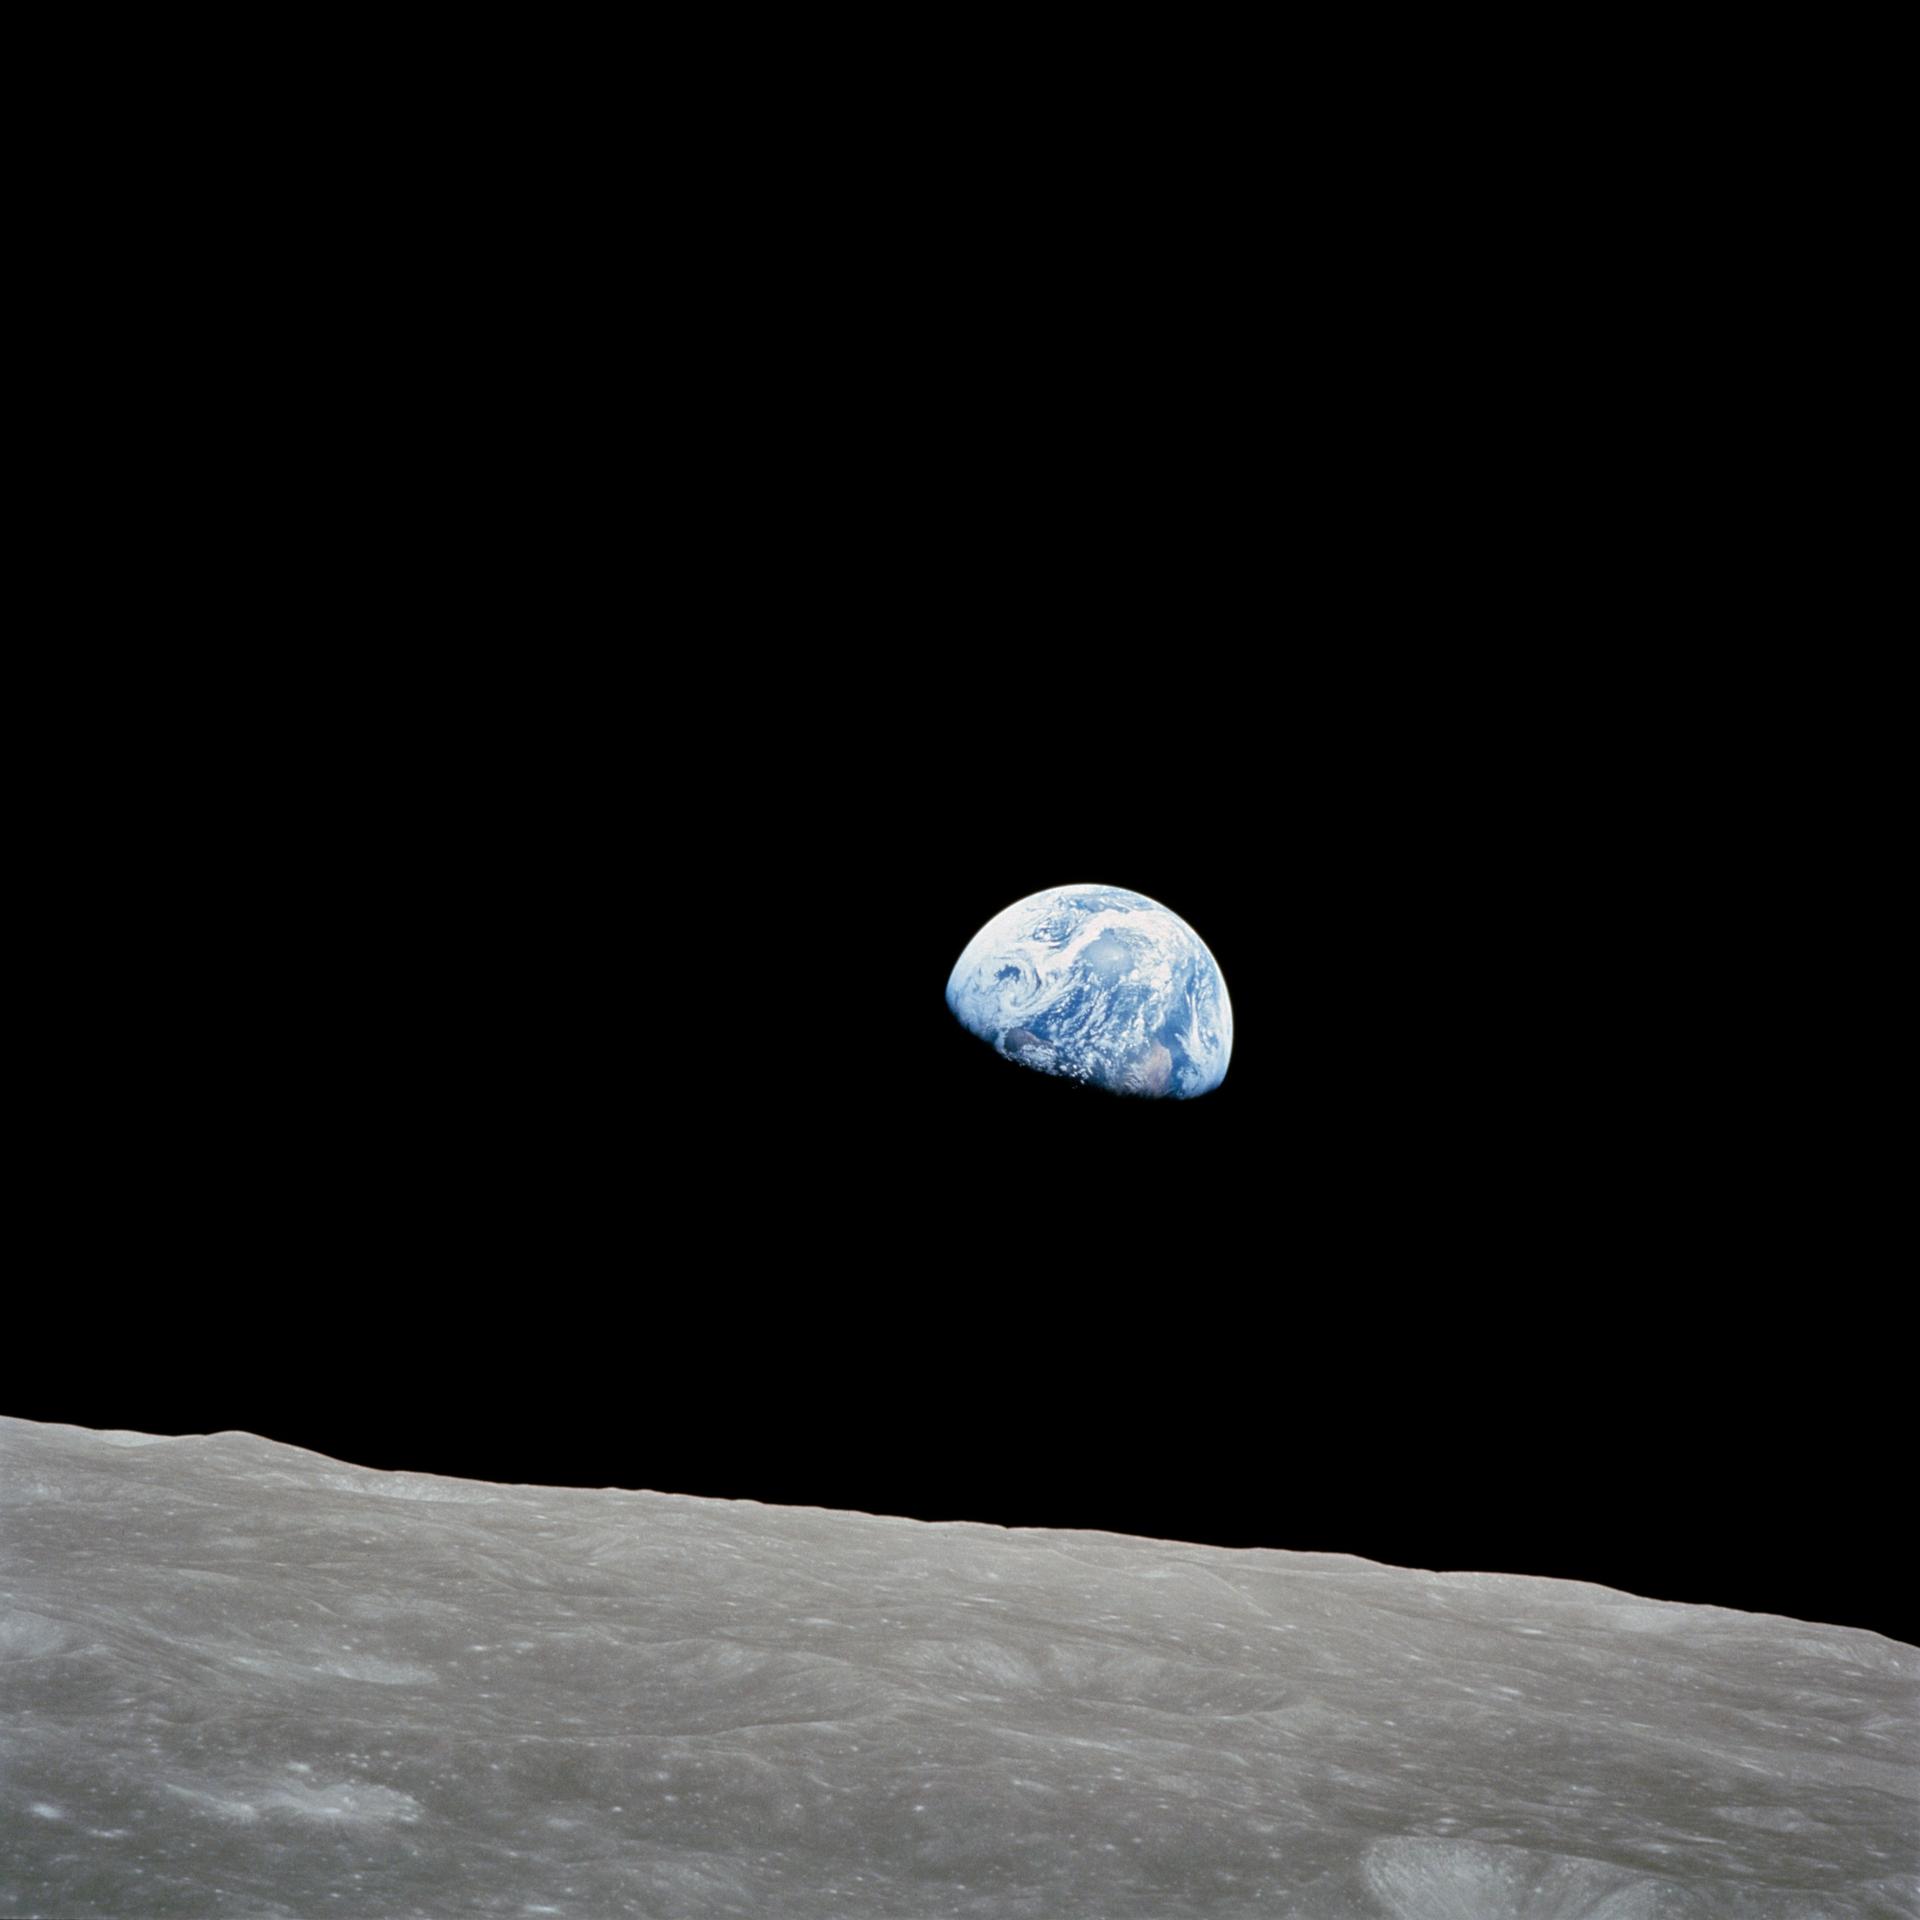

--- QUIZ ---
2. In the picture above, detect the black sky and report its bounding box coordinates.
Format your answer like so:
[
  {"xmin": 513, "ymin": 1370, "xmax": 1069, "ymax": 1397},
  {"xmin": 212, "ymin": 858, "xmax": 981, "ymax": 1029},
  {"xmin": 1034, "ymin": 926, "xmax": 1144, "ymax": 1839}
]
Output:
[
  {"xmin": 22, "ymin": 652, "xmax": 1908, "ymax": 1650},
  {"xmin": 14, "ymin": 92, "xmax": 1901, "ymax": 1655}
]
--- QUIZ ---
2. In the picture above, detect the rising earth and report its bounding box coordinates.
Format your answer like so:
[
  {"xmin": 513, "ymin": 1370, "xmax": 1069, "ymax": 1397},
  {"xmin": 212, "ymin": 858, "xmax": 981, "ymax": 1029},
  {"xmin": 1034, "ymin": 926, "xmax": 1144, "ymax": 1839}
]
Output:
[{"xmin": 946, "ymin": 884, "xmax": 1231, "ymax": 1097}]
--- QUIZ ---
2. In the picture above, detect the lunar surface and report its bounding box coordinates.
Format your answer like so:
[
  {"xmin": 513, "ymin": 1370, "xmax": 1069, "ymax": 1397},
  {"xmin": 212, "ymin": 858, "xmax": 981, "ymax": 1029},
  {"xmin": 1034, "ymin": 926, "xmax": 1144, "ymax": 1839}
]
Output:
[
  {"xmin": 2, "ymin": 1417, "xmax": 1914, "ymax": 1918},
  {"xmin": 946, "ymin": 885, "xmax": 1231, "ymax": 1097}
]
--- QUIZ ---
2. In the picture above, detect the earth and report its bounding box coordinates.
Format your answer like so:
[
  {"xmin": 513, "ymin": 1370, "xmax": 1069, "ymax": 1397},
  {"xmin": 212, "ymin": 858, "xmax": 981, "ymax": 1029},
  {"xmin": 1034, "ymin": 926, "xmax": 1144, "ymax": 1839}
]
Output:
[{"xmin": 946, "ymin": 884, "xmax": 1232, "ymax": 1098}]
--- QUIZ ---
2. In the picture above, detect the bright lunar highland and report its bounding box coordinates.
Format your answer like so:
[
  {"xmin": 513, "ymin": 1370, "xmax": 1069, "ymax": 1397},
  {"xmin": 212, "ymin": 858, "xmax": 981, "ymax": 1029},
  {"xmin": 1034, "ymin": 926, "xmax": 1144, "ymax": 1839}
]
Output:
[{"xmin": 2, "ymin": 1418, "xmax": 1915, "ymax": 1916}]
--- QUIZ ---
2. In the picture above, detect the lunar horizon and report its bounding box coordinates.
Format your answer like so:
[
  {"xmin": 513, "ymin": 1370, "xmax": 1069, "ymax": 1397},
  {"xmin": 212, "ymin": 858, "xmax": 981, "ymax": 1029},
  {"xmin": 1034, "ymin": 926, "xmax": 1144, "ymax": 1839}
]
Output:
[{"xmin": 3, "ymin": 1415, "xmax": 1913, "ymax": 1917}]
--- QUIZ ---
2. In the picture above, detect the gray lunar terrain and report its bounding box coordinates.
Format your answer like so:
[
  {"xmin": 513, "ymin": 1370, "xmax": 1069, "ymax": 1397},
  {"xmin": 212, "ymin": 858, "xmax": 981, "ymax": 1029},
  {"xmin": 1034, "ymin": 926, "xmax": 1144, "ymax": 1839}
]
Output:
[{"xmin": 1, "ymin": 1415, "xmax": 1914, "ymax": 1918}]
